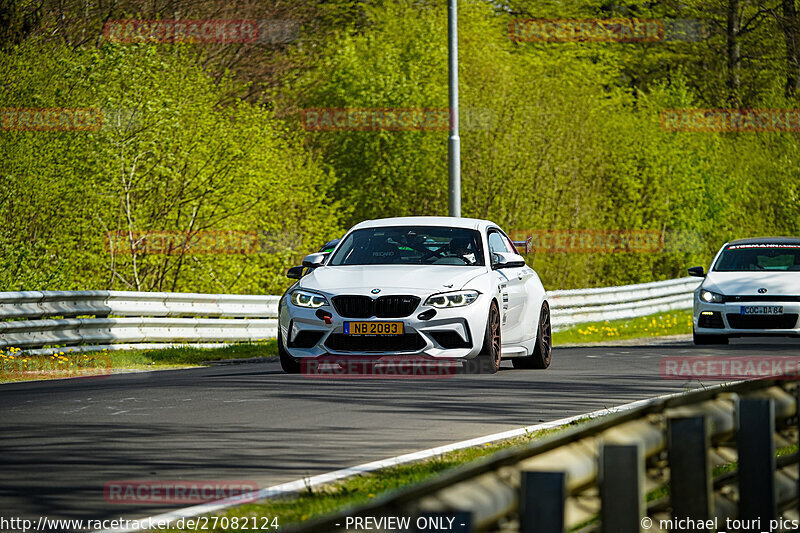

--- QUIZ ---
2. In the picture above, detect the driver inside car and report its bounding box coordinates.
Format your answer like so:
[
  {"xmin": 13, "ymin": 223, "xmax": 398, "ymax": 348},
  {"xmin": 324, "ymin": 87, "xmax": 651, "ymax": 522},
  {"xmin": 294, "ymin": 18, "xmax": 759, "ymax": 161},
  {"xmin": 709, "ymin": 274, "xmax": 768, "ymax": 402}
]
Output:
[{"xmin": 444, "ymin": 236, "xmax": 476, "ymax": 265}]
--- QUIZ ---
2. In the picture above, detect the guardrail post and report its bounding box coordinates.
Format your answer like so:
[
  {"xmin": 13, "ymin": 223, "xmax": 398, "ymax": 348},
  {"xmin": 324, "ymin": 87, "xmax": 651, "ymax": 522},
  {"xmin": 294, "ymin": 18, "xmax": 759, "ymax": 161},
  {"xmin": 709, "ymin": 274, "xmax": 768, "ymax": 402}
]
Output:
[
  {"xmin": 520, "ymin": 471, "xmax": 565, "ymax": 533},
  {"xmin": 600, "ymin": 443, "xmax": 644, "ymax": 533},
  {"xmin": 668, "ymin": 416, "xmax": 711, "ymax": 520},
  {"xmin": 737, "ymin": 398, "xmax": 776, "ymax": 521}
]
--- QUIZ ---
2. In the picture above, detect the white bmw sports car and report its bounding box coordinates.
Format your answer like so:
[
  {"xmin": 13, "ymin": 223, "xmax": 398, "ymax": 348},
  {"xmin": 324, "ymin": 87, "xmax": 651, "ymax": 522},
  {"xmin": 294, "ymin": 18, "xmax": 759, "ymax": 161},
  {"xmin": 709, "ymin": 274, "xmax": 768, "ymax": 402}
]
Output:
[
  {"xmin": 690, "ymin": 237, "xmax": 800, "ymax": 345},
  {"xmin": 277, "ymin": 217, "xmax": 552, "ymax": 374}
]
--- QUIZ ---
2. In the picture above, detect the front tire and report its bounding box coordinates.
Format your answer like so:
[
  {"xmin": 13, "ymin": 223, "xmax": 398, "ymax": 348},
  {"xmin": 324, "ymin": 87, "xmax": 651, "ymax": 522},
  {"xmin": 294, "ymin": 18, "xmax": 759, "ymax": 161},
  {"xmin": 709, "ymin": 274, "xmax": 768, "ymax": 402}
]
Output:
[
  {"xmin": 513, "ymin": 301, "xmax": 552, "ymax": 369},
  {"xmin": 278, "ymin": 330, "xmax": 301, "ymax": 373},
  {"xmin": 464, "ymin": 301, "xmax": 501, "ymax": 374}
]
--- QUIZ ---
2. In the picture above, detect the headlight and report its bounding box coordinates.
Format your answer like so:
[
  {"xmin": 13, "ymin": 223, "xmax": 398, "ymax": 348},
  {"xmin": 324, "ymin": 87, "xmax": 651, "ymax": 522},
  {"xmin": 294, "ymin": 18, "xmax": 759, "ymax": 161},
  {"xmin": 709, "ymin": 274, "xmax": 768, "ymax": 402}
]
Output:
[
  {"xmin": 700, "ymin": 289, "xmax": 725, "ymax": 303},
  {"xmin": 291, "ymin": 290, "xmax": 328, "ymax": 308},
  {"xmin": 425, "ymin": 290, "xmax": 480, "ymax": 308}
]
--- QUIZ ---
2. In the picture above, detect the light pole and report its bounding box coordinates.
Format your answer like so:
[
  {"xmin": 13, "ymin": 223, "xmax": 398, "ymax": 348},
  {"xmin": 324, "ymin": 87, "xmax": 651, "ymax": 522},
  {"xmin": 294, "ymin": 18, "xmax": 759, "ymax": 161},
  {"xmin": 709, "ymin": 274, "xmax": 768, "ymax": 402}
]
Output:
[{"xmin": 448, "ymin": 0, "xmax": 461, "ymax": 217}]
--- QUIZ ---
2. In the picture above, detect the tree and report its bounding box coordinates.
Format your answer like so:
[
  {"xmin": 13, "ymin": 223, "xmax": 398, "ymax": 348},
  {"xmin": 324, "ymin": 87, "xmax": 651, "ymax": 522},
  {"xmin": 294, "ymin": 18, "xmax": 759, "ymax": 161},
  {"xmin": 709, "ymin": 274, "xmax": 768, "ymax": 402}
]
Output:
[{"xmin": 0, "ymin": 40, "xmax": 343, "ymax": 293}]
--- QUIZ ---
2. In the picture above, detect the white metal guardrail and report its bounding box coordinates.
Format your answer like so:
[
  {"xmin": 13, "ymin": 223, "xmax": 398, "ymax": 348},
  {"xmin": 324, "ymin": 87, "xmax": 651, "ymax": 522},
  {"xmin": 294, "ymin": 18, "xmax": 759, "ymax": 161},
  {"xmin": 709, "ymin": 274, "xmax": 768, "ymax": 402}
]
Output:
[
  {"xmin": 287, "ymin": 379, "xmax": 800, "ymax": 533},
  {"xmin": 0, "ymin": 291, "xmax": 280, "ymax": 320},
  {"xmin": 0, "ymin": 277, "xmax": 699, "ymax": 352},
  {"xmin": 0, "ymin": 291, "xmax": 279, "ymax": 353},
  {"xmin": 548, "ymin": 276, "xmax": 700, "ymax": 330}
]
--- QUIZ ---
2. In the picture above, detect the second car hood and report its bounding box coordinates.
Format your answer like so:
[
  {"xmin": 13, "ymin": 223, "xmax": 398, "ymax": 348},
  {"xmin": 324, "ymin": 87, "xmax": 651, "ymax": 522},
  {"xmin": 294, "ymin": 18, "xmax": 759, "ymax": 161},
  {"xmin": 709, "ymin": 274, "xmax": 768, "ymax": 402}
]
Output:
[
  {"xmin": 300, "ymin": 265, "xmax": 486, "ymax": 294},
  {"xmin": 704, "ymin": 271, "xmax": 800, "ymax": 295}
]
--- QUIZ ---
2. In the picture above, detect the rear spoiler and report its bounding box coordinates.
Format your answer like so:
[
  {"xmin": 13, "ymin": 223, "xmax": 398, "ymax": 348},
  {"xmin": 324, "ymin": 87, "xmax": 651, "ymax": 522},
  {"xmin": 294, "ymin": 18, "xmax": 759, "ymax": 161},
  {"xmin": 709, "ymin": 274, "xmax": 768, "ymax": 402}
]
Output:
[
  {"xmin": 512, "ymin": 238, "xmax": 532, "ymax": 255},
  {"xmin": 319, "ymin": 238, "xmax": 341, "ymax": 253}
]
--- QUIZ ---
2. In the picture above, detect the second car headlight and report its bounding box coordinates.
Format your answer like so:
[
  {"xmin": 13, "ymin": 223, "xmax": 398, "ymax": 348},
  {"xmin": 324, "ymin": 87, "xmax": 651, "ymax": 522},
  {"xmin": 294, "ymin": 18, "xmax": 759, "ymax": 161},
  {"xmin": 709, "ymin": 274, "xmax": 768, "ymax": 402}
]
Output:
[
  {"xmin": 700, "ymin": 289, "xmax": 725, "ymax": 303},
  {"xmin": 424, "ymin": 290, "xmax": 480, "ymax": 308},
  {"xmin": 291, "ymin": 290, "xmax": 329, "ymax": 308}
]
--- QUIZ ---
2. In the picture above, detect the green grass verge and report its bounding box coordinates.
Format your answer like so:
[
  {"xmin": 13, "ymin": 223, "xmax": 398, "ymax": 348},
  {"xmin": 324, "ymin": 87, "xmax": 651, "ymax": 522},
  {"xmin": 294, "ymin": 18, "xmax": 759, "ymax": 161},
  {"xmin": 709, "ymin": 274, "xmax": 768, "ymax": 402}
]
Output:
[
  {"xmin": 0, "ymin": 341, "xmax": 277, "ymax": 383},
  {"xmin": 166, "ymin": 419, "xmax": 589, "ymax": 532},
  {"xmin": 108, "ymin": 341, "xmax": 278, "ymax": 366},
  {"xmin": 646, "ymin": 443, "xmax": 798, "ymax": 504},
  {"xmin": 553, "ymin": 310, "xmax": 693, "ymax": 345},
  {"xmin": 569, "ymin": 444, "xmax": 799, "ymax": 532}
]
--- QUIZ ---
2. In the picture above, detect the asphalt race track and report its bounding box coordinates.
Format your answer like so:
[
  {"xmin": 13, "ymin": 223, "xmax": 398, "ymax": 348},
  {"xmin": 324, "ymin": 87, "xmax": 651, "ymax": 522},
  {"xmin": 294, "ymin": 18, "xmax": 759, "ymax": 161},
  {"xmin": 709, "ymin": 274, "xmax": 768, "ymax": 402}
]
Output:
[{"xmin": 1, "ymin": 338, "xmax": 798, "ymax": 525}]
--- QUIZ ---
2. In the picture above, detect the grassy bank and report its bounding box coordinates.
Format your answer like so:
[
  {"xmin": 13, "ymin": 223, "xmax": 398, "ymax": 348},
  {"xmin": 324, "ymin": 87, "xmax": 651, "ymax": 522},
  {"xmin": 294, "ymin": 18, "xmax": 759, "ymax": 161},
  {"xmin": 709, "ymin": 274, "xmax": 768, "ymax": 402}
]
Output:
[
  {"xmin": 0, "ymin": 341, "xmax": 277, "ymax": 383},
  {"xmin": 553, "ymin": 310, "xmax": 693, "ymax": 345}
]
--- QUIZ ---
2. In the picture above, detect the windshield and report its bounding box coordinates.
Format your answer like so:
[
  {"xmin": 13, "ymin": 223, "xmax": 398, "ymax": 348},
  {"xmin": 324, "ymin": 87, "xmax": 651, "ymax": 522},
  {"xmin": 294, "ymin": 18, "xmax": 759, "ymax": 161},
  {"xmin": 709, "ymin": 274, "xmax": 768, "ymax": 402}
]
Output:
[
  {"xmin": 714, "ymin": 243, "xmax": 800, "ymax": 272},
  {"xmin": 329, "ymin": 226, "xmax": 485, "ymax": 266}
]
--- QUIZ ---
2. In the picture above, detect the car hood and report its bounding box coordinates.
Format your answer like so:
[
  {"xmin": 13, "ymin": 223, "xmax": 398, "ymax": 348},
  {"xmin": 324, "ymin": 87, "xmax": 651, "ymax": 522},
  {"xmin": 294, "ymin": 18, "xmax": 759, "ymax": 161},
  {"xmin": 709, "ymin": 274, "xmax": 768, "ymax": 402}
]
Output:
[
  {"xmin": 299, "ymin": 265, "xmax": 487, "ymax": 294},
  {"xmin": 704, "ymin": 271, "xmax": 800, "ymax": 295}
]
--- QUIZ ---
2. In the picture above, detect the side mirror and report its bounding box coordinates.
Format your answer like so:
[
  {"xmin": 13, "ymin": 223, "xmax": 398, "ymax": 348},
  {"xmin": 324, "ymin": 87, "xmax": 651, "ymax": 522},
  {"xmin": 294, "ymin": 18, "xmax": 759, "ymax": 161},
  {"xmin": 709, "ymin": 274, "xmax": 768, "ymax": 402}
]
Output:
[
  {"xmin": 492, "ymin": 252, "xmax": 526, "ymax": 269},
  {"xmin": 302, "ymin": 252, "xmax": 328, "ymax": 269},
  {"xmin": 688, "ymin": 266, "xmax": 705, "ymax": 278},
  {"xmin": 286, "ymin": 266, "xmax": 305, "ymax": 279}
]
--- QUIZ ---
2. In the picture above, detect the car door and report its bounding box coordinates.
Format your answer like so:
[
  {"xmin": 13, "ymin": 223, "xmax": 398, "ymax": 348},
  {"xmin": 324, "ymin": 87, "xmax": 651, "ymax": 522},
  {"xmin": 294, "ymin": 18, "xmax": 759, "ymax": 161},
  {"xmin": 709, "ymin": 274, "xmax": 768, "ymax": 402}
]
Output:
[{"xmin": 487, "ymin": 229, "xmax": 528, "ymax": 344}]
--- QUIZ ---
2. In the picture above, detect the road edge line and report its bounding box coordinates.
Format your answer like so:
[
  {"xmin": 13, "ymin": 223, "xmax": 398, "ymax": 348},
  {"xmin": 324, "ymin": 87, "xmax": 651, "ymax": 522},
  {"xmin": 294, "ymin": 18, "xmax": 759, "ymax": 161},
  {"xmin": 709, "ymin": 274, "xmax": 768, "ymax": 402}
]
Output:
[{"xmin": 97, "ymin": 383, "xmax": 724, "ymax": 532}]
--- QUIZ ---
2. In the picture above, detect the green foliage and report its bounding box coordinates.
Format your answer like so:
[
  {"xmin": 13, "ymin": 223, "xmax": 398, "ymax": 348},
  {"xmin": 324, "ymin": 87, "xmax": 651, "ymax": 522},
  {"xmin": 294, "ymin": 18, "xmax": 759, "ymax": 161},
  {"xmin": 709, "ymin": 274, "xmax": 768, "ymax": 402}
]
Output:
[
  {"xmin": 0, "ymin": 0, "xmax": 40, "ymax": 49},
  {"xmin": 0, "ymin": 40, "xmax": 343, "ymax": 293},
  {"xmin": 280, "ymin": 0, "xmax": 800, "ymax": 288},
  {"xmin": 1, "ymin": 0, "xmax": 799, "ymax": 292}
]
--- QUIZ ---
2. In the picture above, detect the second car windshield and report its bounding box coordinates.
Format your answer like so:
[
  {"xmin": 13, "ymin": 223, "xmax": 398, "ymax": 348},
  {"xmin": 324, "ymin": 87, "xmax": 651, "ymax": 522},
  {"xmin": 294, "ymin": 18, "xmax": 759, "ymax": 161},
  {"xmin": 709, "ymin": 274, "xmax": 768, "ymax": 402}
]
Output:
[
  {"xmin": 714, "ymin": 244, "xmax": 800, "ymax": 271},
  {"xmin": 329, "ymin": 226, "xmax": 485, "ymax": 266}
]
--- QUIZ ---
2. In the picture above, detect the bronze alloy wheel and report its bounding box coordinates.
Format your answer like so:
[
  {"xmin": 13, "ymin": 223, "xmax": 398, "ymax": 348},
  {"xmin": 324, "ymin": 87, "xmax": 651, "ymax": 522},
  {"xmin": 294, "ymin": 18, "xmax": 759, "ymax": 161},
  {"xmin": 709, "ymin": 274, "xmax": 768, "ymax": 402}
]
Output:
[{"xmin": 489, "ymin": 303, "xmax": 501, "ymax": 368}]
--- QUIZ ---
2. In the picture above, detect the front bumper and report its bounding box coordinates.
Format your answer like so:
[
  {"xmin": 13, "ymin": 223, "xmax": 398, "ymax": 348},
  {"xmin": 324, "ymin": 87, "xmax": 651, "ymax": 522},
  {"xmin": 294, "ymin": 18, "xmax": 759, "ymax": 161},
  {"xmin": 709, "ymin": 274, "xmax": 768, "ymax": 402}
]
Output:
[
  {"xmin": 279, "ymin": 294, "xmax": 489, "ymax": 359},
  {"xmin": 693, "ymin": 294, "xmax": 800, "ymax": 337}
]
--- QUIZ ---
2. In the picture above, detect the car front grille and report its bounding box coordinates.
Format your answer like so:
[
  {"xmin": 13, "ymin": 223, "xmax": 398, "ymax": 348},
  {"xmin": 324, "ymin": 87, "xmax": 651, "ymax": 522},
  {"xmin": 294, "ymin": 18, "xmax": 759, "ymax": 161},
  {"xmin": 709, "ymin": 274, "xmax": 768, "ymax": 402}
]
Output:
[
  {"xmin": 332, "ymin": 295, "xmax": 420, "ymax": 318},
  {"xmin": 331, "ymin": 295, "xmax": 373, "ymax": 318},
  {"xmin": 325, "ymin": 333, "xmax": 426, "ymax": 352},
  {"xmin": 726, "ymin": 314, "xmax": 799, "ymax": 329}
]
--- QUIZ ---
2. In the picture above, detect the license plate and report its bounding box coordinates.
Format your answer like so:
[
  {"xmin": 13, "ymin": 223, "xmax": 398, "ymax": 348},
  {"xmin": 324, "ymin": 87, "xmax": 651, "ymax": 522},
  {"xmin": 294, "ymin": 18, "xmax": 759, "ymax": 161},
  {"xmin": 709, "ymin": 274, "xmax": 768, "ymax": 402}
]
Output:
[
  {"xmin": 344, "ymin": 322, "xmax": 404, "ymax": 335},
  {"xmin": 740, "ymin": 306, "xmax": 784, "ymax": 315}
]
